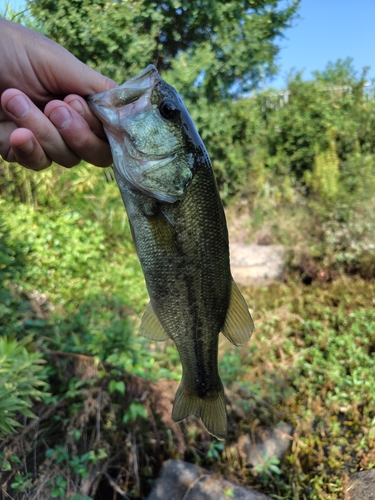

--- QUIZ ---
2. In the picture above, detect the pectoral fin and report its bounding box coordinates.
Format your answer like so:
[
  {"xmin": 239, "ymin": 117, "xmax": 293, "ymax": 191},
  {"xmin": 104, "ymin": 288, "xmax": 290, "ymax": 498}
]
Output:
[
  {"xmin": 148, "ymin": 208, "xmax": 178, "ymax": 253},
  {"xmin": 221, "ymin": 280, "xmax": 254, "ymax": 346},
  {"xmin": 140, "ymin": 302, "xmax": 169, "ymax": 341}
]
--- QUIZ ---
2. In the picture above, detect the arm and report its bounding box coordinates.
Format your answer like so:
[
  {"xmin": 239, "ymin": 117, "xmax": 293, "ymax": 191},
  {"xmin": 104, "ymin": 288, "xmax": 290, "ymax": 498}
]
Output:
[{"xmin": 0, "ymin": 19, "xmax": 117, "ymax": 170}]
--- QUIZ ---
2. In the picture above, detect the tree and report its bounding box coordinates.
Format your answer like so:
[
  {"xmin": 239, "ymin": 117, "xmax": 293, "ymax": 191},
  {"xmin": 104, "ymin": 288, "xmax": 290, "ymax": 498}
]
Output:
[{"xmin": 27, "ymin": 0, "xmax": 300, "ymax": 101}]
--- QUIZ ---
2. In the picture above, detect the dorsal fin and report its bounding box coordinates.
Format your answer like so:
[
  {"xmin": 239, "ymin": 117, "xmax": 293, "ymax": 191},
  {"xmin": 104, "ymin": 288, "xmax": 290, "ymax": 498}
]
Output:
[
  {"xmin": 139, "ymin": 302, "xmax": 169, "ymax": 341},
  {"xmin": 221, "ymin": 280, "xmax": 254, "ymax": 346}
]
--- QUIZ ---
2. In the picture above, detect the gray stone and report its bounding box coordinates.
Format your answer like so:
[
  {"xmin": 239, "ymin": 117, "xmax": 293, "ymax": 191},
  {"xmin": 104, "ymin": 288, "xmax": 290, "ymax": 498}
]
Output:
[
  {"xmin": 229, "ymin": 243, "xmax": 285, "ymax": 287},
  {"xmin": 146, "ymin": 459, "xmax": 271, "ymax": 500},
  {"xmin": 237, "ymin": 422, "xmax": 294, "ymax": 469},
  {"xmin": 347, "ymin": 469, "xmax": 375, "ymax": 499}
]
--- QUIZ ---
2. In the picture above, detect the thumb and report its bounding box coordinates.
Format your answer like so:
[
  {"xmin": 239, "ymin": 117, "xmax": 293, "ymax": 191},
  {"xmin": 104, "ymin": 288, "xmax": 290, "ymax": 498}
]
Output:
[
  {"xmin": 1, "ymin": 19, "xmax": 118, "ymax": 101},
  {"xmin": 42, "ymin": 47, "xmax": 118, "ymax": 97}
]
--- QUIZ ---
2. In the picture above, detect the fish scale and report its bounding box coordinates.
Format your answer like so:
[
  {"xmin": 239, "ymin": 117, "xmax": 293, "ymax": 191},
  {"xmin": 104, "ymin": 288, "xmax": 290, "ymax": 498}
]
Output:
[{"xmin": 88, "ymin": 65, "xmax": 254, "ymax": 440}]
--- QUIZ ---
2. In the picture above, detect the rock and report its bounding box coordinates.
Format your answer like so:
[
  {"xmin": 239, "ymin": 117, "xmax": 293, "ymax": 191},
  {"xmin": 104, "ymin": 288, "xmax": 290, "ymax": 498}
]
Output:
[
  {"xmin": 253, "ymin": 229, "xmax": 275, "ymax": 246},
  {"xmin": 237, "ymin": 422, "xmax": 294, "ymax": 469},
  {"xmin": 347, "ymin": 469, "xmax": 375, "ymax": 499},
  {"xmin": 229, "ymin": 243, "xmax": 285, "ymax": 287},
  {"xmin": 146, "ymin": 459, "xmax": 272, "ymax": 500}
]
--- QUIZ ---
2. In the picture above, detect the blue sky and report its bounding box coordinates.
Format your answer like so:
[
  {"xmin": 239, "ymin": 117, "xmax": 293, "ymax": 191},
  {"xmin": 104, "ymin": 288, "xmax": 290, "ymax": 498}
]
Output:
[
  {"xmin": 271, "ymin": 0, "xmax": 375, "ymax": 88},
  {"xmin": 3, "ymin": 0, "xmax": 375, "ymax": 90}
]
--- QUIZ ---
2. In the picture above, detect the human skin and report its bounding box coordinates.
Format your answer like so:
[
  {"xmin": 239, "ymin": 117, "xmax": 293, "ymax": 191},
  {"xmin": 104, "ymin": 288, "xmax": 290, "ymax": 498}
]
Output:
[{"xmin": 0, "ymin": 19, "xmax": 117, "ymax": 170}]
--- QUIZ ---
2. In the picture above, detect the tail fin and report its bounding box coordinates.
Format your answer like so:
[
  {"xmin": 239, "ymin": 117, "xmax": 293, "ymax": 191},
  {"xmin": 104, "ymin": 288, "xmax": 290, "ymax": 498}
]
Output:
[{"xmin": 172, "ymin": 382, "xmax": 227, "ymax": 440}]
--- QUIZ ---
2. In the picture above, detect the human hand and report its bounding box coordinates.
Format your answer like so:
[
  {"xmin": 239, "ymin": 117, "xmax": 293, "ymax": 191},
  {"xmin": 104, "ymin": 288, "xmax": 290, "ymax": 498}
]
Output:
[{"xmin": 0, "ymin": 19, "xmax": 117, "ymax": 171}]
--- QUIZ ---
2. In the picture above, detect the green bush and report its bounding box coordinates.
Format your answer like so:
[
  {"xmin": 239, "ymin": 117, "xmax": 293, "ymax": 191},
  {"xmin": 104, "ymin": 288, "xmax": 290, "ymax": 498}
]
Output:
[
  {"xmin": 0, "ymin": 336, "xmax": 48, "ymax": 437},
  {"xmin": 321, "ymin": 202, "xmax": 375, "ymax": 277},
  {"xmin": 0, "ymin": 199, "xmax": 146, "ymax": 308}
]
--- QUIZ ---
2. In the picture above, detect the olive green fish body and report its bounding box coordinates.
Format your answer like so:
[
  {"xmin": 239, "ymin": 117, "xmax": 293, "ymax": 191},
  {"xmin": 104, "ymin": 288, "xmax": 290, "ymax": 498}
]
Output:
[
  {"xmin": 88, "ymin": 66, "xmax": 254, "ymax": 439},
  {"xmin": 117, "ymin": 160, "xmax": 229, "ymax": 437}
]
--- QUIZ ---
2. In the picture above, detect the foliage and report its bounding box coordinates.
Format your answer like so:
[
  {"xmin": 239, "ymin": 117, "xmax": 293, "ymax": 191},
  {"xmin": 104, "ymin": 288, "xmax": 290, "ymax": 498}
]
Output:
[
  {"xmin": 163, "ymin": 58, "xmax": 369, "ymax": 205},
  {"xmin": 27, "ymin": 0, "xmax": 300, "ymax": 101},
  {"xmin": 320, "ymin": 201, "xmax": 375, "ymax": 277},
  {"xmin": 0, "ymin": 161, "xmax": 128, "ymax": 236},
  {"xmin": 2, "ymin": 4, "xmax": 375, "ymax": 499},
  {"xmin": 182, "ymin": 58, "xmax": 375, "ymax": 202},
  {"xmin": 222, "ymin": 279, "xmax": 375, "ymax": 499},
  {"xmin": 5, "ymin": 8, "xmax": 375, "ymax": 205},
  {"xmin": 0, "ymin": 335, "xmax": 48, "ymax": 437},
  {"xmin": 304, "ymin": 140, "xmax": 340, "ymax": 201},
  {"xmin": 1, "ymin": 162, "xmax": 375, "ymax": 499},
  {"xmin": 0, "ymin": 351, "xmax": 160, "ymax": 499},
  {"xmin": 253, "ymin": 456, "xmax": 282, "ymax": 480},
  {"xmin": 0, "ymin": 198, "xmax": 145, "ymax": 307},
  {"xmin": 44, "ymin": 446, "xmax": 108, "ymax": 497}
]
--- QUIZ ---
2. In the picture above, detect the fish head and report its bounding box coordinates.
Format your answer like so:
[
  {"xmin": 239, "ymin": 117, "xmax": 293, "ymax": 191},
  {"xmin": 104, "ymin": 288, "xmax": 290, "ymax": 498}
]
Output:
[{"xmin": 88, "ymin": 65, "xmax": 205, "ymax": 203}]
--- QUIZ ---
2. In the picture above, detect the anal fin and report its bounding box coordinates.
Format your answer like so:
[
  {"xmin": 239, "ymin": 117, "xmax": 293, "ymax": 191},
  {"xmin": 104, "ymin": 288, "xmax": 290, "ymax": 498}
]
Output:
[
  {"xmin": 139, "ymin": 302, "xmax": 169, "ymax": 341},
  {"xmin": 221, "ymin": 279, "xmax": 254, "ymax": 346}
]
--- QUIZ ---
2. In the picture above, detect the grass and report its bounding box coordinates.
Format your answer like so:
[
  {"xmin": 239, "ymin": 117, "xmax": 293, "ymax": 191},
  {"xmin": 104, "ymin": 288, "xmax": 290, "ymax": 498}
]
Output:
[
  {"xmin": 2, "ymin": 280, "xmax": 375, "ymax": 498},
  {"xmin": 1, "ymin": 162, "xmax": 375, "ymax": 498},
  {"xmin": 136, "ymin": 278, "xmax": 375, "ymax": 499},
  {"xmin": 221, "ymin": 279, "xmax": 375, "ymax": 499}
]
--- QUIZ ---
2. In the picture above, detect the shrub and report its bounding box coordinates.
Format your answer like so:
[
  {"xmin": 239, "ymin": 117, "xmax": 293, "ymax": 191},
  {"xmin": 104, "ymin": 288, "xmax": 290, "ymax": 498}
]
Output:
[
  {"xmin": 321, "ymin": 202, "xmax": 375, "ymax": 277},
  {"xmin": 0, "ymin": 336, "xmax": 48, "ymax": 437}
]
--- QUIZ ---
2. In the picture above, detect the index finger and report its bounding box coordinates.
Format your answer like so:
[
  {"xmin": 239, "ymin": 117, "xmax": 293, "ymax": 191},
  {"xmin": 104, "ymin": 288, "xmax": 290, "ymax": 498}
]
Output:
[
  {"xmin": 1, "ymin": 89, "xmax": 80, "ymax": 167},
  {"xmin": 44, "ymin": 99, "xmax": 113, "ymax": 167},
  {"xmin": 64, "ymin": 94, "xmax": 108, "ymax": 139}
]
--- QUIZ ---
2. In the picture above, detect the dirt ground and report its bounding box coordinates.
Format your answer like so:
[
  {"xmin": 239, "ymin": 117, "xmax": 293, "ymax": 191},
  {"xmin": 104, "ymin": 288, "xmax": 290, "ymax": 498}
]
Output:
[{"xmin": 226, "ymin": 208, "xmax": 285, "ymax": 287}]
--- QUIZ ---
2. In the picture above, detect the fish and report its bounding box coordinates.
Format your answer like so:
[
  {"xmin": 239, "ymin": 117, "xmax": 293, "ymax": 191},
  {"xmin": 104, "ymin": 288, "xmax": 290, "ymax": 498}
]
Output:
[{"xmin": 88, "ymin": 65, "xmax": 254, "ymax": 440}]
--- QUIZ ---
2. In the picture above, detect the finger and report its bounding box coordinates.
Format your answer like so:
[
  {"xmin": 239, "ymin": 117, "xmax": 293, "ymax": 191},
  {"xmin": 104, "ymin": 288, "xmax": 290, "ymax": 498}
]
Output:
[
  {"xmin": 0, "ymin": 111, "xmax": 50, "ymax": 169},
  {"xmin": 45, "ymin": 100, "xmax": 113, "ymax": 167},
  {"xmin": 0, "ymin": 115, "xmax": 17, "ymax": 161},
  {"xmin": 1, "ymin": 89, "xmax": 80, "ymax": 168},
  {"xmin": 9, "ymin": 128, "xmax": 52, "ymax": 171},
  {"xmin": 0, "ymin": 113, "xmax": 56, "ymax": 170},
  {"xmin": 64, "ymin": 94, "xmax": 107, "ymax": 139},
  {"xmin": 1, "ymin": 20, "xmax": 117, "ymax": 101}
]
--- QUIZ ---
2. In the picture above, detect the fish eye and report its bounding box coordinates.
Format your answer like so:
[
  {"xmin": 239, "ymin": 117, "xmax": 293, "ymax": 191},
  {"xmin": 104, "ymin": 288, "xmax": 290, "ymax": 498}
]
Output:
[{"xmin": 159, "ymin": 99, "xmax": 180, "ymax": 121}]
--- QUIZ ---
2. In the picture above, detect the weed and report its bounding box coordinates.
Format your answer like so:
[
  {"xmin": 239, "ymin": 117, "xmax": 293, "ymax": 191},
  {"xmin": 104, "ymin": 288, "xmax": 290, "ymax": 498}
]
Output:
[{"xmin": 0, "ymin": 335, "xmax": 48, "ymax": 437}]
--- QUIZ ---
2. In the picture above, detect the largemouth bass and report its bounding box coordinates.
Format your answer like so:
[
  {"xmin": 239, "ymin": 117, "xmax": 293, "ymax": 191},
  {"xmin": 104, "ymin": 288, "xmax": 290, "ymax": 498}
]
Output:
[{"xmin": 88, "ymin": 65, "xmax": 254, "ymax": 440}]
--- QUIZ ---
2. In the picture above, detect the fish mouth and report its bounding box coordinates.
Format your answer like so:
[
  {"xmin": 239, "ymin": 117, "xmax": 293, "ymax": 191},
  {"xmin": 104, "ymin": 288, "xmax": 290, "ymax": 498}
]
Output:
[
  {"xmin": 87, "ymin": 64, "xmax": 158, "ymax": 112},
  {"xmin": 88, "ymin": 66, "xmax": 191, "ymax": 202},
  {"xmin": 88, "ymin": 66, "xmax": 162, "ymax": 162},
  {"xmin": 87, "ymin": 65, "xmax": 159, "ymax": 139}
]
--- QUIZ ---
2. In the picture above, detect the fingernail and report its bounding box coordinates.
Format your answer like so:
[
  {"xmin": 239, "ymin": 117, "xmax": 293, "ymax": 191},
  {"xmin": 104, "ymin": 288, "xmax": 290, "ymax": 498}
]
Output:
[
  {"xmin": 6, "ymin": 95, "xmax": 30, "ymax": 118},
  {"xmin": 17, "ymin": 138, "xmax": 34, "ymax": 154},
  {"xmin": 50, "ymin": 107, "xmax": 72, "ymax": 129},
  {"xmin": 69, "ymin": 99, "xmax": 84, "ymax": 115}
]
